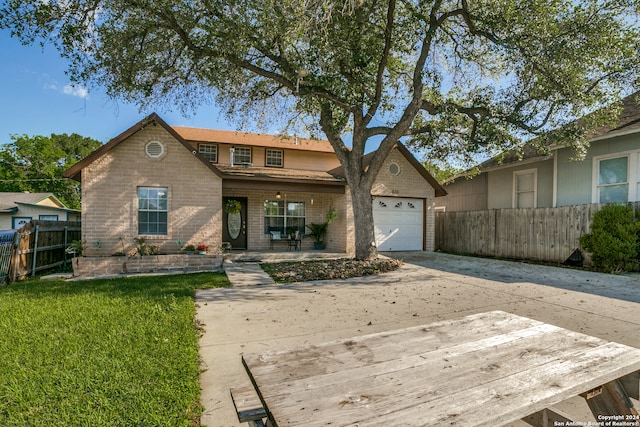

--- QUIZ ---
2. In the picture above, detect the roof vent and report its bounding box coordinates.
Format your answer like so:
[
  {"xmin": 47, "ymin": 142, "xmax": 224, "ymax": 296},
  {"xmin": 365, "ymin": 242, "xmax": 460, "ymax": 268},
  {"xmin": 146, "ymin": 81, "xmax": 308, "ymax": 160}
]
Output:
[{"xmin": 145, "ymin": 141, "xmax": 165, "ymax": 159}]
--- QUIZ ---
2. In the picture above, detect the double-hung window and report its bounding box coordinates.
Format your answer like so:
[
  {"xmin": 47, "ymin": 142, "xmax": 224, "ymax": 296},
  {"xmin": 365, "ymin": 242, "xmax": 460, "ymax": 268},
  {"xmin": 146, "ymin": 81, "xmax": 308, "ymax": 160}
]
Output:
[
  {"xmin": 265, "ymin": 149, "xmax": 283, "ymax": 167},
  {"xmin": 198, "ymin": 143, "xmax": 217, "ymax": 162},
  {"xmin": 138, "ymin": 187, "xmax": 168, "ymax": 235},
  {"xmin": 233, "ymin": 147, "xmax": 251, "ymax": 165},
  {"xmin": 264, "ymin": 201, "xmax": 305, "ymax": 234},
  {"xmin": 513, "ymin": 169, "xmax": 537, "ymax": 208},
  {"xmin": 596, "ymin": 156, "xmax": 629, "ymax": 203}
]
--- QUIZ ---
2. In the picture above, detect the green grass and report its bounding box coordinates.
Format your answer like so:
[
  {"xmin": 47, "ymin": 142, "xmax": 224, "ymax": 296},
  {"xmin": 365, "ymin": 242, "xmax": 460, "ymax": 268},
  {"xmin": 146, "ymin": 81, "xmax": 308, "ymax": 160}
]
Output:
[{"xmin": 0, "ymin": 272, "xmax": 230, "ymax": 426}]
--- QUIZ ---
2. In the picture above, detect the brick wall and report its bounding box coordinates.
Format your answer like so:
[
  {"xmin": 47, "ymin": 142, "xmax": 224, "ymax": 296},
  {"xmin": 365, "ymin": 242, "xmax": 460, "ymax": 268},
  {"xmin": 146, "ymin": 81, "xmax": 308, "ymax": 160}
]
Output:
[
  {"xmin": 72, "ymin": 254, "xmax": 223, "ymax": 278},
  {"xmin": 81, "ymin": 125, "xmax": 222, "ymax": 256},
  {"xmin": 371, "ymin": 147, "xmax": 437, "ymax": 251}
]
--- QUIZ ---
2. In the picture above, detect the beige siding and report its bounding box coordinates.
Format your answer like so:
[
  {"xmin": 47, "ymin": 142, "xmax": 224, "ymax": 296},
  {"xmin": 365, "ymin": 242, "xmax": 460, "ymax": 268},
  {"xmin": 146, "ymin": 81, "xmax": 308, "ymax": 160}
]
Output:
[
  {"xmin": 81, "ymin": 126, "xmax": 222, "ymax": 256},
  {"xmin": 436, "ymin": 174, "xmax": 488, "ymax": 212},
  {"xmin": 371, "ymin": 147, "xmax": 437, "ymax": 251},
  {"xmin": 0, "ymin": 206, "xmax": 75, "ymax": 229},
  {"xmin": 188, "ymin": 142, "xmax": 341, "ymax": 171}
]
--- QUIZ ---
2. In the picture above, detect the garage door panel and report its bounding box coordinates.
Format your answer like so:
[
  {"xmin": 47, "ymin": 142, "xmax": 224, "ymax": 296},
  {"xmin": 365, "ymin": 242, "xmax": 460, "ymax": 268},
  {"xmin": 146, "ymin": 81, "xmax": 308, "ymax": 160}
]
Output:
[{"xmin": 373, "ymin": 197, "xmax": 423, "ymax": 251}]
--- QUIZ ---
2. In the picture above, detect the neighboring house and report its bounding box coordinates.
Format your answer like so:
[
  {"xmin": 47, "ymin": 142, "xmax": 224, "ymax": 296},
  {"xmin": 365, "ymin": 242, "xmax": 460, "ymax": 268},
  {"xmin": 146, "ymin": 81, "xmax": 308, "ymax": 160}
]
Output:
[
  {"xmin": 437, "ymin": 92, "xmax": 640, "ymax": 212},
  {"xmin": 0, "ymin": 192, "xmax": 81, "ymax": 229},
  {"xmin": 64, "ymin": 114, "xmax": 446, "ymax": 255}
]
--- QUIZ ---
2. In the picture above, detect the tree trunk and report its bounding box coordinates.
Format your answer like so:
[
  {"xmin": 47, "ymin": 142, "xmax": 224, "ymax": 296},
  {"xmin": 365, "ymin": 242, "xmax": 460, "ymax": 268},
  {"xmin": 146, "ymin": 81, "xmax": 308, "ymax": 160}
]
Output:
[{"xmin": 349, "ymin": 182, "xmax": 378, "ymax": 261}]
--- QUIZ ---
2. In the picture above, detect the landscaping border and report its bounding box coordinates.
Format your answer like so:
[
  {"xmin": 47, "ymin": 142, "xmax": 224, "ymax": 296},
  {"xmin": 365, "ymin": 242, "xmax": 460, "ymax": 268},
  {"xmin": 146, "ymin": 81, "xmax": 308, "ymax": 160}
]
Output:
[{"xmin": 73, "ymin": 254, "xmax": 223, "ymax": 278}]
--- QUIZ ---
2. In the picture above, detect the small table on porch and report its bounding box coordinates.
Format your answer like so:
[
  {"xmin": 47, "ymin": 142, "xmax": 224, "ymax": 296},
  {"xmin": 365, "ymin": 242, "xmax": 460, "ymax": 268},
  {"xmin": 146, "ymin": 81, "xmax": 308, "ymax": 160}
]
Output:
[{"xmin": 242, "ymin": 311, "xmax": 640, "ymax": 427}]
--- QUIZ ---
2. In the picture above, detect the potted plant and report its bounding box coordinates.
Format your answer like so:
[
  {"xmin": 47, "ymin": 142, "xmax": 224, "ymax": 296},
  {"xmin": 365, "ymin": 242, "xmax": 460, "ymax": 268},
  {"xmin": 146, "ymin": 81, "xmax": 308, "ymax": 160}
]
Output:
[
  {"xmin": 182, "ymin": 244, "xmax": 196, "ymax": 255},
  {"xmin": 305, "ymin": 222, "xmax": 328, "ymax": 250},
  {"xmin": 196, "ymin": 244, "xmax": 209, "ymax": 255}
]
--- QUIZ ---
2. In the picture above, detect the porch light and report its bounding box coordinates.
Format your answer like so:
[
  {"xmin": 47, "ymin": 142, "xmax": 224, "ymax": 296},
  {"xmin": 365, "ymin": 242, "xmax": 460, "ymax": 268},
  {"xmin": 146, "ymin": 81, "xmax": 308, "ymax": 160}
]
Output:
[{"xmin": 276, "ymin": 191, "xmax": 281, "ymax": 199}]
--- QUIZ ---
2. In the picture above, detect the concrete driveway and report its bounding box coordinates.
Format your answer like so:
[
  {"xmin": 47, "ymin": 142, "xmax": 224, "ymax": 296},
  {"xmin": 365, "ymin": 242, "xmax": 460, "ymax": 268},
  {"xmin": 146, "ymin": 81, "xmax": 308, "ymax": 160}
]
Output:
[{"xmin": 196, "ymin": 252, "xmax": 640, "ymax": 427}]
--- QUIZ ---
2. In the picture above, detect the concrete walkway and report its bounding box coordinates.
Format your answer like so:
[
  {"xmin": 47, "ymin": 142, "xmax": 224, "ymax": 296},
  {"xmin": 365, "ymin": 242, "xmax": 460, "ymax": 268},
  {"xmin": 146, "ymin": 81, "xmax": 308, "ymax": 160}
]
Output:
[{"xmin": 197, "ymin": 252, "xmax": 640, "ymax": 427}]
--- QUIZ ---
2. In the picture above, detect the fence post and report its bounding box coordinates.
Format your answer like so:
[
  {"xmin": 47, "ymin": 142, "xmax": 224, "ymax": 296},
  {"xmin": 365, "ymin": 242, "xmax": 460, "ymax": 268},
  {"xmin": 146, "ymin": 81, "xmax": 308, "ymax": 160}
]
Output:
[
  {"xmin": 12, "ymin": 232, "xmax": 20, "ymax": 283},
  {"xmin": 63, "ymin": 225, "xmax": 69, "ymax": 269},
  {"xmin": 32, "ymin": 224, "xmax": 40, "ymax": 276}
]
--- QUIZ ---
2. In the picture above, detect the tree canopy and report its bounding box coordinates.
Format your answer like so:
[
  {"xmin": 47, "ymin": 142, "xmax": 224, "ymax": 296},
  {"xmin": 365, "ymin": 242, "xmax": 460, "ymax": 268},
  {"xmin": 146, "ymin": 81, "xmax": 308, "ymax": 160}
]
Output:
[
  {"xmin": 2, "ymin": 0, "xmax": 638, "ymax": 259},
  {"xmin": 0, "ymin": 134, "xmax": 102, "ymax": 209}
]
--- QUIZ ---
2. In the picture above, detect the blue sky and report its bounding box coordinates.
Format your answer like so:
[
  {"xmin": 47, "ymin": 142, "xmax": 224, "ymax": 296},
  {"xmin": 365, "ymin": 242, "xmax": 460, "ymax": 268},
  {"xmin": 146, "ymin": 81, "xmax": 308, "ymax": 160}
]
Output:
[{"xmin": 0, "ymin": 30, "xmax": 237, "ymax": 145}]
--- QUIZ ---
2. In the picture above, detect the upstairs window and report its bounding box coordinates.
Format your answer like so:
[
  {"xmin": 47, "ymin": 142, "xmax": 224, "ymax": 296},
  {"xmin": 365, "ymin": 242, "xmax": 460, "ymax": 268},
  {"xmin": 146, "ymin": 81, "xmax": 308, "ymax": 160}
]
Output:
[
  {"xmin": 138, "ymin": 187, "xmax": 168, "ymax": 235},
  {"xmin": 265, "ymin": 149, "xmax": 283, "ymax": 167},
  {"xmin": 198, "ymin": 143, "xmax": 218, "ymax": 162},
  {"xmin": 233, "ymin": 147, "xmax": 251, "ymax": 165}
]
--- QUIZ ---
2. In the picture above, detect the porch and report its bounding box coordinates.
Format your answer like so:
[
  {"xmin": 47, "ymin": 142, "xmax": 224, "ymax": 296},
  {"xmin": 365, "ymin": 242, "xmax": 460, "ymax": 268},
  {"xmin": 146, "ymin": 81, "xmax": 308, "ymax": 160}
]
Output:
[{"xmin": 224, "ymin": 249, "xmax": 348, "ymax": 263}]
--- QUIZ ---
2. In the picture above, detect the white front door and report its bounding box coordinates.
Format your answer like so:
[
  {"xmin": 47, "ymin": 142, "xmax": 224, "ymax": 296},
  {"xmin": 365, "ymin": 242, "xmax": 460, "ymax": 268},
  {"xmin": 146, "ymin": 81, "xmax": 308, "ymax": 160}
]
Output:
[{"xmin": 373, "ymin": 197, "xmax": 424, "ymax": 251}]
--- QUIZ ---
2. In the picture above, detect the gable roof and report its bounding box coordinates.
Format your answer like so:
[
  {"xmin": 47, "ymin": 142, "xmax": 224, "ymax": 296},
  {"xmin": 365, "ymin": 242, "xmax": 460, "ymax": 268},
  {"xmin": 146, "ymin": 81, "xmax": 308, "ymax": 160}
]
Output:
[
  {"xmin": 328, "ymin": 143, "xmax": 447, "ymax": 197},
  {"xmin": 172, "ymin": 127, "xmax": 335, "ymax": 153},
  {"xmin": 475, "ymin": 92, "xmax": 640, "ymax": 172},
  {"xmin": 0, "ymin": 192, "xmax": 71, "ymax": 213},
  {"xmin": 64, "ymin": 113, "xmax": 223, "ymax": 181}
]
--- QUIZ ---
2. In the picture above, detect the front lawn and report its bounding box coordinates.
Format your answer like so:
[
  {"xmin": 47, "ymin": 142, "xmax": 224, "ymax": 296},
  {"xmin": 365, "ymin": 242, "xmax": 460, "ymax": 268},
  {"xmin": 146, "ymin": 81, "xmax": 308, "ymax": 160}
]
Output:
[{"xmin": 0, "ymin": 272, "xmax": 230, "ymax": 426}]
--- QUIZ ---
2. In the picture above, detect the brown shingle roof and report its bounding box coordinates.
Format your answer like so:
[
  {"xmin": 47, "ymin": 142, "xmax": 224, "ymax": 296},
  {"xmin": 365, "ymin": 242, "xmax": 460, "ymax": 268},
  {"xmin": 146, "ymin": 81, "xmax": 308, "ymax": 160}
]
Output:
[
  {"xmin": 172, "ymin": 127, "xmax": 335, "ymax": 153},
  {"xmin": 216, "ymin": 164, "xmax": 344, "ymax": 184}
]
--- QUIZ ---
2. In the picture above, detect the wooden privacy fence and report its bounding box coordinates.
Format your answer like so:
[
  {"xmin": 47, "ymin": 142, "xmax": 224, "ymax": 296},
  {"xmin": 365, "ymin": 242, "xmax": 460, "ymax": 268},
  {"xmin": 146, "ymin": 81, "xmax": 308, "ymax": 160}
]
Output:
[
  {"xmin": 433, "ymin": 203, "xmax": 634, "ymax": 264},
  {"xmin": 7, "ymin": 220, "xmax": 81, "ymax": 282}
]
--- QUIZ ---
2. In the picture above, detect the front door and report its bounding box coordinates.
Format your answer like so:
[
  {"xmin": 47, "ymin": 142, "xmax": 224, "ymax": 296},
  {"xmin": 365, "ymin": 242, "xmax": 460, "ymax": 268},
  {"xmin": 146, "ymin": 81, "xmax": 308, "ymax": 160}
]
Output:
[{"xmin": 222, "ymin": 197, "xmax": 248, "ymax": 250}]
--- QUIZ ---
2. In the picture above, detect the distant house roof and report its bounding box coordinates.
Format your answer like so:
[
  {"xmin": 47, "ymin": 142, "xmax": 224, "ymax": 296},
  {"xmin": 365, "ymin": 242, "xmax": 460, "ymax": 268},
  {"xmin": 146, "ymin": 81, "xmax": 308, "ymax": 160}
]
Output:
[
  {"xmin": 172, "ymin": 127, "xmax": 335, "ymax": 153},
  {"xmin": 0, "ymin": 192, "xmax": 74, "ymax": 213},
  {"xmin": 472, "ymin": 91, "xmax": 640, "ymax": 173}
]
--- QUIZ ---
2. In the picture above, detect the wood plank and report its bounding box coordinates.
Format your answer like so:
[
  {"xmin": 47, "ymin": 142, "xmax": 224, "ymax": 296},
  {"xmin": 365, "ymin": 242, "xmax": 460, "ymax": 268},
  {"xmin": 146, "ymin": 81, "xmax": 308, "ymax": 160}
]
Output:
[
  {"xmin": 243, "ymin": 311, "xmax": 640, "ymax": 427},
  {"xmin": 581, "ymin": 379, "xmax": 639, "ymax": 419},
  {"xmin": 621, "ymin": 371, "xmax": 640, "ymax": 400},
  {"xmin": 230, "ymin": 386, "xmax": 267, "ymax": 423},
  {"xmin": 521, "ymin": 407, "xmax": 576, "ymax": 427},
  {"xmin": 243, "ymin": 311, "xmax": 541, "ymax": 381}
]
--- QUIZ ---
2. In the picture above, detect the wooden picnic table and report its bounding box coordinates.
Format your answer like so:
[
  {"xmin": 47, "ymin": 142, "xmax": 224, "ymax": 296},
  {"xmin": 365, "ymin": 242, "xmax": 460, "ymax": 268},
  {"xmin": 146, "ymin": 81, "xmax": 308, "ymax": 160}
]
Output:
[{"xmin": 242, "ymin": 310, "xmax": 640, "ymax": 427}]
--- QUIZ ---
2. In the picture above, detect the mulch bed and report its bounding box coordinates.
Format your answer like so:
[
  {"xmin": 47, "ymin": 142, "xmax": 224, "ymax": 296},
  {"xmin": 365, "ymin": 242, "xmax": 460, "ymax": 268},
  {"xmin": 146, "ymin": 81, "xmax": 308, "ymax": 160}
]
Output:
[{"xmin": 261, "ymin": 257, "xmax": 403, "ymax": 283}]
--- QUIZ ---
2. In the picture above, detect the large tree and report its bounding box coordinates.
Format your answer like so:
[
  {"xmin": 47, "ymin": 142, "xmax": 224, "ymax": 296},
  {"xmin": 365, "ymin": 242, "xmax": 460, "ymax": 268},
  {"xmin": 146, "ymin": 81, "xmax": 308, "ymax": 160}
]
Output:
[
  {"xmin": 2, "ymin": 0, "xmax": 638, "ymax": 259},
  {"xmin": 0, "ymin": 134, "xmax": 102, "ymax": 209}
]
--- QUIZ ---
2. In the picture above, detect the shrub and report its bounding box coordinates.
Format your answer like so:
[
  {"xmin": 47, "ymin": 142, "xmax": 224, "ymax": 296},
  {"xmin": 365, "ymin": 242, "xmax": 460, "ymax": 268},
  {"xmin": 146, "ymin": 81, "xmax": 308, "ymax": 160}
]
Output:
[{"xmin": 580, "ymin": 204, "xmax": 640, "ymax": 273}]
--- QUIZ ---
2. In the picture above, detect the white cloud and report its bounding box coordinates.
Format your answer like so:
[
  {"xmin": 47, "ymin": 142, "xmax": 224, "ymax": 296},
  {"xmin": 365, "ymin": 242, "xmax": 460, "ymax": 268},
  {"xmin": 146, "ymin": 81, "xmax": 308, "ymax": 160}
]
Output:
[{"xmin": 62, "ymin": 84, "xmax": 89, "ymax": 99}]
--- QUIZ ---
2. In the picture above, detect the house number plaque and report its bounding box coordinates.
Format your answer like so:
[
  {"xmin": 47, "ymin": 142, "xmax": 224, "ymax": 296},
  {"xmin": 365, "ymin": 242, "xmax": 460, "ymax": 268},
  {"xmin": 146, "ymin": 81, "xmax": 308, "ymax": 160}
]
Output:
[{"xmin": 227, "ymin": 212, "xmax": 242, "ymax": 239}]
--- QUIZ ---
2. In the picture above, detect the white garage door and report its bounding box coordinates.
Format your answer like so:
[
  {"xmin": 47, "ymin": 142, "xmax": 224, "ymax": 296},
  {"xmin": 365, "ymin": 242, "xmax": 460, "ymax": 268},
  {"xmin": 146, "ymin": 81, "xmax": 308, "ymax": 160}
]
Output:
[{"xmin": 373, "ymin": 197, "xmax": 423, "ymax": 251}]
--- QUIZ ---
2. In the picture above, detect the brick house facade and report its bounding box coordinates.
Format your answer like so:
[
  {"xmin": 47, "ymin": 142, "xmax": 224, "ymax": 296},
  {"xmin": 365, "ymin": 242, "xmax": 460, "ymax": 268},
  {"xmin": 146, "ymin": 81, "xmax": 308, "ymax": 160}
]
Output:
[{"xmin": 65, "ymin": 114, "xmax": 445, "ymax": 256}]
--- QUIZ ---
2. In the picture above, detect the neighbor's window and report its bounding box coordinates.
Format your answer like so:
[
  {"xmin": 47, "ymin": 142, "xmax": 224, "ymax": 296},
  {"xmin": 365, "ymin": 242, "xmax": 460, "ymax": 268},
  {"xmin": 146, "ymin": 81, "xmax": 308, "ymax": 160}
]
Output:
[
  {"xmin": 264, "ymin": 201, "xmax": 305, "ymax": 234},
  {"xmin": 198, "ymin": 143, "xmax": 218, "ymax": 162},
  {"xmin": 138, "ymin": 187, "xmax": 168, "ymax": 235},
  {"xmin": 597, "ymin": 156, "xmax": 629, "ymax": 203},
  {"xmin": 513, "ymin": 169, "xmax": 537, "ymax": 208},
  {"xmin": 39, "ymin": 215, "xmax": 58, "ymax": 221},
  {"xmin": 265, "ymin": 149, "xmax": 283, "ymax": 167},
  {"xmin": 233, "ymin": 147, "xmax": 251, "ymax": 164}
]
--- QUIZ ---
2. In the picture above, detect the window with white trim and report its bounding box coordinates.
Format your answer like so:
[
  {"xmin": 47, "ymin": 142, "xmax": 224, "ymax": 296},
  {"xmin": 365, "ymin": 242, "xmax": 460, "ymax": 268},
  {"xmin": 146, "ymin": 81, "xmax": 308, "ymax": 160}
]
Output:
[
  {"xmin": 513, "ymin": 169, "xmax": 537, "ymax": 208},
  {"xmin": 198, "ymin": 143, "xmax": 217, "ymax": 162},
  {"xmin": 264, "ymin": 201, "xmax": 305, "ymax": 234},
  {"xmin": 596, "ymin": 155, "xmax": 629, "ymax": 203},
  {"xmin": 233, "ymin": 147, "xmax": 251, "ymax": 164},
  {"xmin": 265, "ymin": 149, "xmax": 283, "ymax": 167},
  {"xmin": 138, "ymin": 187, "xmax": 168, "ymax": 235},
  {"xmin": 39, "ymin": 215, "xmax": 59, "ymax": 221}
]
